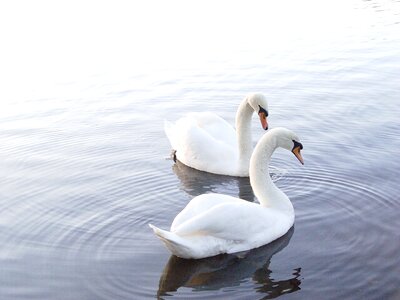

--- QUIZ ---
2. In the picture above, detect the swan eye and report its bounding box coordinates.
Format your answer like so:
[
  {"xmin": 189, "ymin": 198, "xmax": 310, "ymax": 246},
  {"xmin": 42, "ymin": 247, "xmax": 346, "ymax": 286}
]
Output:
[
  {"xmin": 258, "ymin": 105, "xmax": 268, "ymax": 117},
  {"xmin": 292, "ymin": 140, "xmax": 303, "ymax": 150}
]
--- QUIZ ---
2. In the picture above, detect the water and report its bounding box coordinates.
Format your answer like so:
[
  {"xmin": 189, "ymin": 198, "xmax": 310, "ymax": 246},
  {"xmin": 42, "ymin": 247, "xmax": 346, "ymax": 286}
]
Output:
[{"xmin": 1, "ymin": 0, "xmax": 400, "ymax": 299}]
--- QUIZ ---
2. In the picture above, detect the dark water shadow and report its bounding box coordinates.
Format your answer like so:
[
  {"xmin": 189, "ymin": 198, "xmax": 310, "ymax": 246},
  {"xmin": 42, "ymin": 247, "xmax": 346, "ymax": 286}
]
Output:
[
  {"xmin": 157, "ymin": 227, "xmax": 300, "ymax": 299},
  {"xmin": 172, "ymin": 160, "xmax": 255, "ymax": 202}
]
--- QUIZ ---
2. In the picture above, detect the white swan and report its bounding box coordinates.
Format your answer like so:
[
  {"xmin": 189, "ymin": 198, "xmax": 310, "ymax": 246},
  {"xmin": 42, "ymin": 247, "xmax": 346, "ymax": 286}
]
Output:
[
  {"xmin": 150, "ymin": 127, "xmax": 304, "ymax": 259},
  {"xmin": 165, "ymin": 93, "xmax": 269, "ymax": 177}
]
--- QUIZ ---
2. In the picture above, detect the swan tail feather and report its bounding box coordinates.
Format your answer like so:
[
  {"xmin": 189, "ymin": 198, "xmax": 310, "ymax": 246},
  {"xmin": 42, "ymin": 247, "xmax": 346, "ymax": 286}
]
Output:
[
  {"xmin": 164, "ymin": 120, "xmax": 176, "ymax": 149},
  {"xmin": 149, "ymin": 224, "xmax": 193, "ymax": 258}
]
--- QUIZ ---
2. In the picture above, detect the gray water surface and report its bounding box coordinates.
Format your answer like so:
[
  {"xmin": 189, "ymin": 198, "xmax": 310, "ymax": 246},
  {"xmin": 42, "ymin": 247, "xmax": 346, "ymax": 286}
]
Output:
[{"xmin": 1, "ymin": 1, "xmax": 400, "ymax": 299}]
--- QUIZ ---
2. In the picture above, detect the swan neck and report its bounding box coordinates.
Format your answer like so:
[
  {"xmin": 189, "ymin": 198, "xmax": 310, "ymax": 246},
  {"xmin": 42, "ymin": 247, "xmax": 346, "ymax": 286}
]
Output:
[
  {"xmin": 235, "ymin": 99, "xmax": 254, "ymax": 172},
  {"xmin": 249, "ymin": 134, "xmax": 294, "ymax": 213}
]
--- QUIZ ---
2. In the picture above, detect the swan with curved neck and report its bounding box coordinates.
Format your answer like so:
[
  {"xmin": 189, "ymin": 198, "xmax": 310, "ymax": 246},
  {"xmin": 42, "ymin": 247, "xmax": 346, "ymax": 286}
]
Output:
[
  {"xmin": 164, "ymin": 93, "xmax": 269, "ymax": 177},
  {"xmin": 150, "ymin": 128, "xmax": 304, "ymax": 259}
]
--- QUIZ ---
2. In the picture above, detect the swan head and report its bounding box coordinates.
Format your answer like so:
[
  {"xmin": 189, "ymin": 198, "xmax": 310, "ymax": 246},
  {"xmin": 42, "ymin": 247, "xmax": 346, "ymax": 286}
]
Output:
[
  {"xmin": 274, "ymin": 127, "xmax": 304, "ymax": 165},
  {"xmin": 247, "ymin": 93, "xmax": 269, "ymax": 130}
]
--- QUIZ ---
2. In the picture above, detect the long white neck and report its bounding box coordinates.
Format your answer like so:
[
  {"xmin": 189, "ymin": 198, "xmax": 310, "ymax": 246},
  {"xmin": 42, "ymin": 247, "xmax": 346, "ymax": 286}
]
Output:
[
  {"xmin": 235, "ymin": 98, "xmax": 254, "ymax": 174},
  {"xmin": 249, "ymin": 132, "xmax": 294, "ymax": 214}
]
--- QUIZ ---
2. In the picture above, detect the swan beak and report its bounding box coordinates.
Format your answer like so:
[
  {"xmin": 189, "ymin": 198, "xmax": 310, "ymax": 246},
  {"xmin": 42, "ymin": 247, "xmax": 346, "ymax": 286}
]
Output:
[
  {"xmin": 292, "ymin": 147, "xmax": 304, "ymax": 165},
  {"xmin": 258, "ymin": 112, "xmax": 268, "ymax": 130}
]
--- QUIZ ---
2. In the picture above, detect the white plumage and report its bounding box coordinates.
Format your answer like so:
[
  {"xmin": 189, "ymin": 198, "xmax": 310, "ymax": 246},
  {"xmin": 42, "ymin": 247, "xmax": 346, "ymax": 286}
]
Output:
[
  {"xmin": 164, "ymin": 93, "xmax": 269, "ymax": 177},
  {"xmin": 150, "ymin": 128, "xmax": 304, "ymax": 259}
]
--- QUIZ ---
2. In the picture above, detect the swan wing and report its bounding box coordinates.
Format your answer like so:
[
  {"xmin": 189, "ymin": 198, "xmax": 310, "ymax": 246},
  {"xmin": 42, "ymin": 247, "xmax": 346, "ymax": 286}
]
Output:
[
  {"xmin": 171, "ymin": 193, "xmax": 241, "ymax": 231},
  {"xmin": 151, "ymin": 197, "xmax": 292, "ymax": 259},
  {"xmin": 173, "ymin": 200, "xmax": 285, "ymax": 244},
  {"xmin": 185, "ymin": 112, "xmax": 236, "ymax": 146},
  {"xmin": 165, "ymin": 113, "xmax": 238, "ymax": 175}
]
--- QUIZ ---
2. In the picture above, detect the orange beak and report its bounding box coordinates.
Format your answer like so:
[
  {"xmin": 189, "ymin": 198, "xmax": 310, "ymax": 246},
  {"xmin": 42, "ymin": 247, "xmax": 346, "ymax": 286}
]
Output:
[
  {"xmin": 292, "ymin": 146, "xmax": 304, "ymax": 165},
  {"xmin": 258, "ymin": 112, "xmax": 268, "ymax": 130}
]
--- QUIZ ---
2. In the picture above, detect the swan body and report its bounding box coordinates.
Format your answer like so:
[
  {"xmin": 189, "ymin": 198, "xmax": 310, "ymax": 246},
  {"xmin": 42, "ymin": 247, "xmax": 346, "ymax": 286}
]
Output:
[
  {"xmin": 165, "ymin": 93, "xmax": 269, "ymax": 177},
  {"xmin": 150, "ymin": 127, "xmax": 304, "ymax": 259}
]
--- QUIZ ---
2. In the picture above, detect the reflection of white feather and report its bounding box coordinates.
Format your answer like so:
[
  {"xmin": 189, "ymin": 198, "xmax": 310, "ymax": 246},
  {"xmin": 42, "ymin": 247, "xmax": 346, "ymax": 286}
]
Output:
[
  {"xmin": 156, "ymin": 228, "xmax": 296, "ymax": 297},
  {"xmin": 164, "ymin": 94, "xmax": 269, "ymax": 177},
  {"xmin": 150, "ymin": 128, "xmax": 304, "ymax": 259}
]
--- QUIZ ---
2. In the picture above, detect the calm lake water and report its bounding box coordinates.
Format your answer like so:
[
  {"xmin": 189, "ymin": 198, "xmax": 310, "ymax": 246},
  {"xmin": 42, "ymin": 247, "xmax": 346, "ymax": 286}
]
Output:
[{"xmin": 1, "ymin": 0, "xmax": 400, "ymax": 299}]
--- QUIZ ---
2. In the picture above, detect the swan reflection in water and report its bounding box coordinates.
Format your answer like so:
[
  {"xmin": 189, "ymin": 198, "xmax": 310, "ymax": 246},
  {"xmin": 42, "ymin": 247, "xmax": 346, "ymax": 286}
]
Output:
[
  {"xmin": 172, "ymin": 160, "xmax": 255, "ymax": 201},
  {"xmin": 157, "ymin": 227, "xmax": 301, "ymax": 299}
]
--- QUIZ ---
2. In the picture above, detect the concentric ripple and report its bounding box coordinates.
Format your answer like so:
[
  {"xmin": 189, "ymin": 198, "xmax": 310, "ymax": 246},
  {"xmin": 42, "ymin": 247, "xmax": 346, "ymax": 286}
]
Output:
[{"xmin": 1, "ymin": 1, "xmax": 400, "ymax": 298}]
